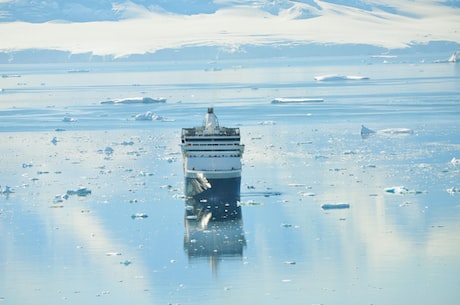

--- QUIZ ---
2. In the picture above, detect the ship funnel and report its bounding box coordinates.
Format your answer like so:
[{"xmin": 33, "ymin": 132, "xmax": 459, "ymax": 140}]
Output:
[{"xmin": 203, "ymin": 107, "xmax": 219, "ymax": 134}]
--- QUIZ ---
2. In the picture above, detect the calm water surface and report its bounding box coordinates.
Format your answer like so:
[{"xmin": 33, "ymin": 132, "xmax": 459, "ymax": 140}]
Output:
[{"xmin": 1, "ymin": 55, "xmax": 460, "ymax": 304}]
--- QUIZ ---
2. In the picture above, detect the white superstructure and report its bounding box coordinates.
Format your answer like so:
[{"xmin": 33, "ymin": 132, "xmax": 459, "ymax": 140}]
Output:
[{"xmin": 181, "ymin": 108, "xmax": 244, "ymax": 179}]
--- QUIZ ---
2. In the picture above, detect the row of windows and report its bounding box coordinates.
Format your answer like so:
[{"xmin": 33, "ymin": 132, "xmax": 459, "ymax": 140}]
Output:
[
  {"xmin": 185, "ymin": 150, "xmax": 242, "ymax": 154},
  {"xmin": 184, "ymin": 137, "xmax": 240, "ymax": 141},
  {"xmin": 183, "ymin": 142, "xmax": 241, "ymax": 146},
  {"xmin": 187, "ymin": 154, "xmax": 241, "ymax": 158}
]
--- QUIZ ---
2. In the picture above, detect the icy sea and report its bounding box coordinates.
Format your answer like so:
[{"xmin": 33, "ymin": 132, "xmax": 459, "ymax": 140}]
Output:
[{"xmin": 1, "ymin": 54, "xmax": 460, "ymax": 305}]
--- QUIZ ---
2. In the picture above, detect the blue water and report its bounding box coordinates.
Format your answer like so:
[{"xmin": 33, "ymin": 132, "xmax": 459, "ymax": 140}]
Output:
[{"xmin": 1, "ymin": 55, "xmax": 460, "ymax": 304}]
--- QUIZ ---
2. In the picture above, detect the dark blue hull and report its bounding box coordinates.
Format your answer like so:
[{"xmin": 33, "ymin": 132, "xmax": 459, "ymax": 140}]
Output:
[{"xmin": 184, "ymin": 176, "xmax": 241, "ymax": 221}]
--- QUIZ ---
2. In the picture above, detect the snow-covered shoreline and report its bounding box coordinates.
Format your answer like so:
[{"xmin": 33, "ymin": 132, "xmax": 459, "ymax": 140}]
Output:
[{"xmin": 1, "ymin": 1, "xmax": 459, "ymax": 59}]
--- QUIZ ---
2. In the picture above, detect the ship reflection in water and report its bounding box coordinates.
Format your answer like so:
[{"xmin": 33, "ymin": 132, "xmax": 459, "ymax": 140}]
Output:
[
  {"xmin": 183, "ymin": 174, "xmax": 246, "ymax": 265},
  {"xmin": 181, "ymin": 108, "xmax": 246, "ymax": 267}
]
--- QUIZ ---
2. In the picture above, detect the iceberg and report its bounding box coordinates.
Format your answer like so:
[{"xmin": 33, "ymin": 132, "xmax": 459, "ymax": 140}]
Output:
[
  {"xmin": 271, "ymin": 97, "xmax": 324, "ymax": 104},
  {"xmin": 100, "ymin": 97, "xmax": 166, "ymax": 104},
  {"xmin": 447, "ymin": 187, "xmax": 460, "ymax": 195},
  {"xmin": 361, "ymin": 125, "xmax": 413, "ymax": 138},
  {"xmin": 103, "ymin": 146, "xmax": 114, "ymax": 155},
  {"xmin": 66, "ymin": 187, "xmax": 92, "ymax": 197},
  {"xmin": 1, "ymin": 185, "xmax": 14, "ymax": 195},
  {"xmin": 360, "ymin": 125, "xmax": 376, "ymax": 138},
  {"xmin": 448, "ymin": 49, "xmax": 459, "ymax": 63},
  {"xmin": 131, "ymin": 213, "xmax": 148, "ymax": 219},
  {"xmin": 321, "ymin": 203, "xmax": 350, "ymax": 210},
  {"xmin": 384, "ymin": 186, "xmax": 425, "ymax": 195},
  {"xmin": 53, "ymin": 193, "xmax": 69, "ymax": 203},
  {"xmin": 379, "ymin": 128, "xmax": 414, "ymax": 135},
  {"xmin": 133, "ymin": 111, "xmax": 163, "ymax": 121},
  {"xmin": 314, "ymin": 74, "xmax": 369, "ymax": 81}
]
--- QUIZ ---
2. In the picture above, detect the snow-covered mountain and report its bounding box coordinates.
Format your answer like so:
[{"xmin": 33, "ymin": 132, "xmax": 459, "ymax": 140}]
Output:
[
  {"xmin": 0, "ymin": 0, "xmax": 459, "ymax": 62},
  {"xmin": 2, "ymin": 0, "xmax": 459, "ymax": 22}
]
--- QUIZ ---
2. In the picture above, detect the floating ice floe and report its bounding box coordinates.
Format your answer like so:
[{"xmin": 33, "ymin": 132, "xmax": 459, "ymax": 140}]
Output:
[
  {"xmin": 284, "ymin": 261, "xmax": 297, "ymax": 265},
  {"xmin": 271, "ymin": 97, "xmax": 324, "ymax": 104},
  {"xmin": 1, "ymin": 185, "xmax": 14, "ymax": 195},
  {"xmin": 314, "ymin": 74, "xmax": 369, "ymax": 81},
  {"xmin": 133, "ymin": 111, "xmax": 163, "ymax": 121},
  {"xmin": 120, "ymin": 260, "xmax": 132, "ymax": 266},
  {"xmin": 384, "ymin": 186, "xmax": 426, "ymax": 195},
  {"xmin": 361, "ymin": 125, "xmax": 413, "ymax": 138},
  {"xmin": 53, "ymin": 193, "xmax": 69, "ymax": 203},
  {"xmin": 103, "ymin": 146, "xmax": 114, "ymax": 155},
  {"xmin": 131, "ymin": 213, "xmax": 148, "ymax": 219},
  {"xmin": 298, "ymin": 191, "xmax": 316, "ymax": 197},
  {"xmin": 447, "ymin": 187, "xmax": 460, "ymax": 195},
  {"xmin": 379, "ymin": 128, "xmax": 414, "ymax": 135},
  {"xmin": 258, "ymin": 120, "xmax": 276, "ymax": 125},
  {"xmin": 66, "ymin": 187, "xmax": 92, "ymax": 197},
  {"xmin": 54, "ymin": 188, "xmax": 91, "ymax": 203},
  {"xmin": 321, "ymin": 203, "xmax": 350, "ymax": 210},
  {"xmin": 120, "ymin": 140, "xmax": 135, "ymax": 146},
  {"xmin": 448, "ymin": 49, "xmax": 459, "ymax": 63},
  {"xmin": 62, "ymin": 116, "xmax": 77, "ymax": 122},
  {"xmin": 237, "ymin": 200, "xmax": 265, "ymax": 206},
  {"xmin": 100, "ymin": 97, "xmax": 166, "ymax": 104}
]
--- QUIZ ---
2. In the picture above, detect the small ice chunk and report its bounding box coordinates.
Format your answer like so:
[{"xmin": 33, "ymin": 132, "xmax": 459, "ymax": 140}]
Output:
[
  {"xmin": 120, "ymin": 141, "xmax": 134, "ymax": 146},
  {"xmin": 447, "ymin": 187, "xmax": 460, "ymax": 195},
  {"xmin": 134, "ymin": 111, "xmax": 155, "ymax": 121},
  {"xmin": 53, "ymin": 194, "xmax": 69, "ymax": 203},
  {"xmin": 66, "ymin": 187, "xmax": 92, "ymax": 197},
  {"xmin": 361, "ymin": 125, "xmax": 376, "ymax": 138},
  {"xmin": 384, "ymin": 186, "xmax": 409, "ymax": 194},
  {"xmin": 384, "ymin": 186, "xmax": 425, "ymax": 195},
  {"xmin": 131, "ymin": 213, "xmax": 148, "ymax": 219},
  {"xmin": 284, "ymin": 261, "xmax": 297, "ymax": 265},
  {"xmin": 379, "ymin": 128, "xmax": 413, "ymax": 135},
  {"xmin": 321, "ymin": 203, "xmax": 350, "ymax": 210},
  {"xmin": 258, "ymin": 120, "xmax": 276, "ymax": 125},
  {"xmin": 63, "ymin": 116, "xmax": 77, "ymax": 122},
  {"xmin": 237, "ymin": 200, "xmax": 265, "ymax": 206},
  {"xmin": 299, "ymin": 191, "xmax": 316, "ymax": 197},
  {"xmin": 448, "ymin": 49, "xmax": 460, "ymax": 63},
  {"xmin": 103, "ymin": 146, "xmax": 114, "ymax": 155},
  {"xmin": 1, "ymin": 185, "xmax": 14, "ymax": 194}
]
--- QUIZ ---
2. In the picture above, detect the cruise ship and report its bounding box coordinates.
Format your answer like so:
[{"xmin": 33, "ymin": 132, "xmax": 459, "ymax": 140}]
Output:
[
  {"xmin": 181, "ymin": 107, "xmax": 244, "ymax": 220},
  {"xmin": 182, "ymin": 108, "xmax": 246, "ymax": 264},
  {"xmin": 181, "ymin": 107, "xmax": 244, "ymax": 180}
]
